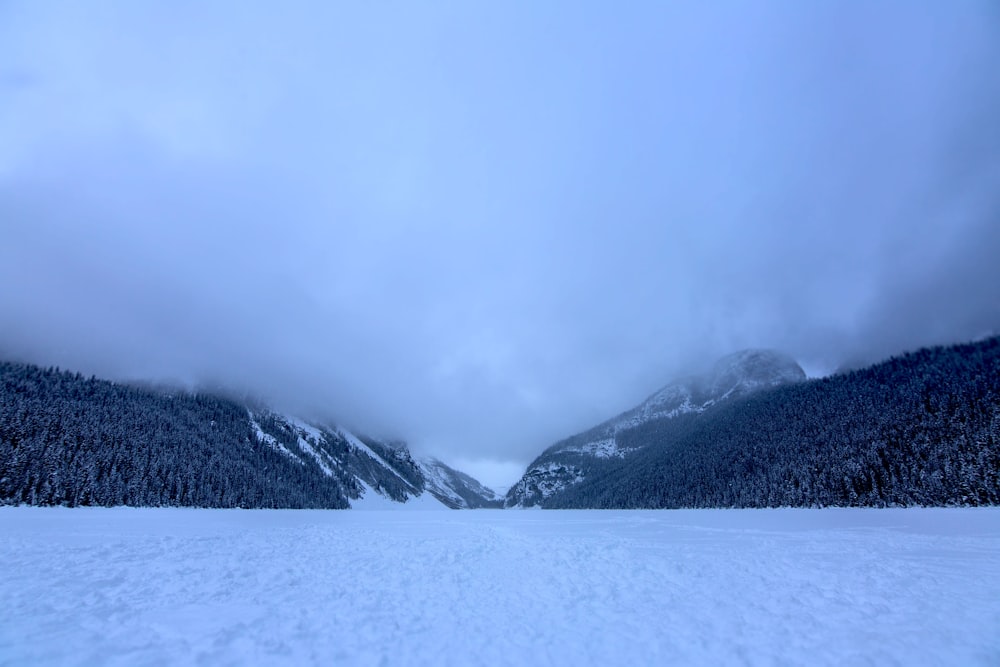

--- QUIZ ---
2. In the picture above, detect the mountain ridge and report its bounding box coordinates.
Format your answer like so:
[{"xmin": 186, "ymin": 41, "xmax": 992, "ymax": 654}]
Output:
[
  {"xmin": 4, "ymin": 338, "xmax": 998, "ymax": 511},
  {"xmin": 506, "ymin": 349, "xmax": 806, "ymax": 507},
  {"xmin": 522, "ymin": 338, "xmax": 1000, "ymax": 509},
  {"xmin": 0, "ymin": 361, "xmax": 498, "ymax": 509}
]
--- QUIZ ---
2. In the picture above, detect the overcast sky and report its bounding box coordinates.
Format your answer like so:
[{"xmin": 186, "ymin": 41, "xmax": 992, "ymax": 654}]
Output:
[{"xmin": 2, "ymin": 2, "xmax": 999, "ymax": 489}]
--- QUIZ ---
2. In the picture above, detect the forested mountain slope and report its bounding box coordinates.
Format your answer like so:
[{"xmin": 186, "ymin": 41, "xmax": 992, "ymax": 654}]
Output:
[
  {"xmin": 0, "ymin": 362, "xmax": 497, "ymax": 508},
  {"xmin": 506, "ymin": 349, "xmax": 806, "ymax": 507},
  {"xmin": 542, "ymin": 338, "xmax": 1000, "ymax": 508}
]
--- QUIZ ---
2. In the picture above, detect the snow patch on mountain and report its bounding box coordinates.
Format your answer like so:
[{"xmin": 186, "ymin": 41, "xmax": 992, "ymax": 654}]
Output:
[
  {"xmin": 336, "ymin": 427, "xmax": 413, "ymax": 486},
  {"xmin": 248, "ymin": 412, "xmax": 495, "ymax": 510},
  {"xmin": 507, "ymin": 462, "xmax": 585, "ymax": 505},
  {"xmin": 293, "ymin": 431, "xmax": 337, "ymax": 477},
  {"xmin": 557, "ymin": 438, "xmax": 632, "ymax": 459},
  {"xmin": 419, "ymin": 459, "xmax": 466, "ymax": 507},
  {"xmin": 249, "ymin": 413, "xmax": 298, "ymax": 461}
]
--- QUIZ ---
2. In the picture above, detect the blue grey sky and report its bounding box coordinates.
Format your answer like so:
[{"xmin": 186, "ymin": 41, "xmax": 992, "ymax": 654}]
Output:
[{"xmin": 2, "ymin": 2, "xmax": 999, "ymax": 488}]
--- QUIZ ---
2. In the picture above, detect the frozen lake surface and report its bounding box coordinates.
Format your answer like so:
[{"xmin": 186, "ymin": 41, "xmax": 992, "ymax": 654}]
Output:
[{"xmin": 2, "ymin": 507, "xmax": 999, "ymax": 666}]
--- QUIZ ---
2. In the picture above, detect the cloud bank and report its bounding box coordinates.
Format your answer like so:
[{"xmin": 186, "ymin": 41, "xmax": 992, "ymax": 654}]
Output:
[{"xmin": 2, "ymin": 2, "xmax": 998, "ymax": 484}]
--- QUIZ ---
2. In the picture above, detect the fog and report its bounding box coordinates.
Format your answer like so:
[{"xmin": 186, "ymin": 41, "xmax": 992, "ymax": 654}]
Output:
[{"xmin": 2, "ymin": 2, "xmax": 998, "ymax": 488}]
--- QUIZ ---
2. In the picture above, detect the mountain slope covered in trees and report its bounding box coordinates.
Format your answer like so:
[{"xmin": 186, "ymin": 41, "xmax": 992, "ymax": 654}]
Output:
[
  {"xmin": 536, "ymin": 338, "xmax": 1000, "ymax": 508},
  {"xmin": 506, "ymin": 349, "xmax": 807, "ymax": 507},
  {"xmin": 5, "ymin": 337, "xmax": 997, "ymax": 511},
  {"xmin": 0, "ymin": 363, "xmax": 497, "ymax": 508}
]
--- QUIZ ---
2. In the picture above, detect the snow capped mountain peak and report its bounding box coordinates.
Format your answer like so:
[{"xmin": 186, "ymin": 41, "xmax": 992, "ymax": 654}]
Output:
[
  {"xmin": 630, "ymin": 349, "xmax": 805, "ymax": 426},
  {"xmin": 506, "ymin": 349, "xmax": 806, "ymax": 507},
  {"xmin": 704, "ymin": 349, "xmax": 806, "ymax": 398}
]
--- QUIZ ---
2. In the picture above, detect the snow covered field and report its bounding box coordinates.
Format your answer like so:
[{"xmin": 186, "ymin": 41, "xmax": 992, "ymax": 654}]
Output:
[{"xmin": 2, "ymin": 508, "xmax": 999, "ymax": 666}]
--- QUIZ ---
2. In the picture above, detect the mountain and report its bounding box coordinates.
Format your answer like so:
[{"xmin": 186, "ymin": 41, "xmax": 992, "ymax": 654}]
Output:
[
  {"xmin": 0, "ymin": 361, "xmax": 498, "ymax": 509},
  {"xmin": 514, "ymin": 338, "xmax": 1000, "ymax": 509},
  {"xmin": 7, "ymin": 338, "xmax": 997, "ymax": 512},
  {"xmin": 506, "ymin": 349, "xmax": 806, "ymax": 507},
  {"xmin": 417, "ymin": 457, "xmax": 503, "ymax": 509}
]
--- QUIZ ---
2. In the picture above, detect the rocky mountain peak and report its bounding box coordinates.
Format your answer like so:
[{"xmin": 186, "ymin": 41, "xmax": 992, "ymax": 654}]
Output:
[{"xmin": 704, "ymin": 349, "xmax": 806, "ymax": 398}]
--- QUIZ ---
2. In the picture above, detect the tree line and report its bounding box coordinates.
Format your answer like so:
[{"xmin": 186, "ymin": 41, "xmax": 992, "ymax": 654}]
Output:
[
  {"xmin": 0, "ymin": 363, "xmax": 353, "ymax": 507},
  {"xmin": 546, "ymin": 338, "xmax": 1000, "ymax": 508}
]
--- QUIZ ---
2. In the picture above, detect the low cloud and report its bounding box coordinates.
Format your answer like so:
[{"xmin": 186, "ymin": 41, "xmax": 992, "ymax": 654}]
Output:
[{"xmin": 1, "ymin": 3, "xmax": 998, "ymax": 484}]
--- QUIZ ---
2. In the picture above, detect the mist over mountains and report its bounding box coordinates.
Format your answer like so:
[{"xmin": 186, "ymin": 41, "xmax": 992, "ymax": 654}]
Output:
[
  {"xmin": 2, "ymin": 3, "xmax": 999, "ymax": 474},
  {"xmin": 2, "ymin": 336, "xmax": 997, "ymax": 510},
  {"xmin": 0, "ymin": 361, "xmax": 499, "ymax": 510}
]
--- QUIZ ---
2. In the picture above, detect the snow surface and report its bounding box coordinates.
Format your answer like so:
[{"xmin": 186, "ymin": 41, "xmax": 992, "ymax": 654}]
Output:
[
  {"xmin": 349, "ymin": 481, "xmax": 445, "ymax": 511},
  {"xmin": 2, "ymin": 507, "xmax": 999, "ymax": 666}
]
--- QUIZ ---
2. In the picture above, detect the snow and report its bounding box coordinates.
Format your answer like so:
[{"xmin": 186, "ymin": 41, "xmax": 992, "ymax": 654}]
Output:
[
  {"xmin": 418, "ymin": 458, "xmax": 465, "ymax": 506},
  {"xmin": 523, "ymin": 461, "xmax": 585, "ymax": 500},
  {"xmin": 349, "ymin": 480, "xmax": 446, "ymax": 511},
  {"xmin": 557, "ymin": 437, "xmax": 626, "ymax": 458},
  {"xmin": 293, "ymin": 433, "xmax": 336, "ymax": 477},
  {"xmin": 416, "ymin": 457, "xmax": 501, "ymax": 507},
  {"xmin": 249, "ymin": 415, "xmax": 298, "ymax": 461},
  {"xmin": 287, "ymin": 416, "xmax": 324, "ymax": 445},
  {"xmin": 337, "ymin": 427, "xmax": 413, "ymax": 486},
  {"xmin": 280, "ymin": 417, "xmax": 337, "ymax": 476},
  {"xmin": 2, "ymin": 507, "xmax": 999, "ymax": 666}
]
